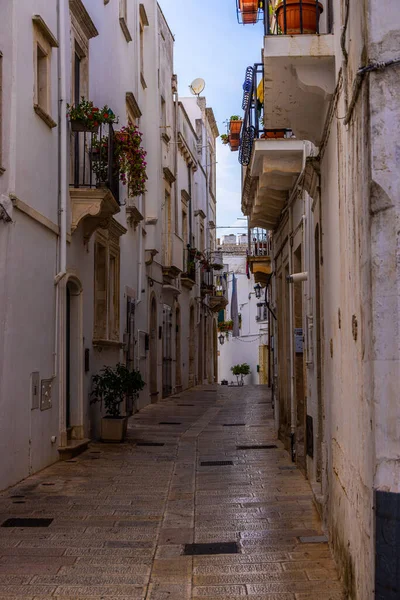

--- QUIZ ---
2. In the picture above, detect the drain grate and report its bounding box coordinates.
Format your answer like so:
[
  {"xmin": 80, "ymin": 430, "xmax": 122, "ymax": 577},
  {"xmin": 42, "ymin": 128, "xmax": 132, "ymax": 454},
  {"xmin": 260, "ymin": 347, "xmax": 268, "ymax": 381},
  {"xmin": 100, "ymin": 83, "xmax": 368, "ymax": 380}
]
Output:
[
  {"xmin": 10, "ymin": 495, "xmax": 25, "ymax": 499},
  {"xmin": 136, "ymin": 442, "xmax": 165, "ymax": 447},
  {"xmin": 159, "ymin": 422, "xmax": 182, "ymax": 425},
  {"xmin": 200, "ymin": 461, "xmax": 233, "ymax": 467},
  {"xmin": 41, "ymin": 483, "xmax": 55, "ymax": 486},
  {"xmin": 178, "ymin": 404, "xmax": 195, "ymax": 407},
  {"xmin": 237, "ymin": 444, "xmax": 278, "ymax": 450},
  {"xmin": 279, "ymin": 466, "xmax": 297, "ymax": 471},
  {"xmin": 223, "ymin": 424, "xmax": 246, "ymax": 427},
  {"xmin": 2, "ymin": 518, "xmax": 53, "ymax": 528},
  {"xmin": 184, "ymin": 542, "xmax": 239, "ymax": 556},
  {"xmin": 12, "ymin": 501, "xmax": 26, "ymax": 504}
]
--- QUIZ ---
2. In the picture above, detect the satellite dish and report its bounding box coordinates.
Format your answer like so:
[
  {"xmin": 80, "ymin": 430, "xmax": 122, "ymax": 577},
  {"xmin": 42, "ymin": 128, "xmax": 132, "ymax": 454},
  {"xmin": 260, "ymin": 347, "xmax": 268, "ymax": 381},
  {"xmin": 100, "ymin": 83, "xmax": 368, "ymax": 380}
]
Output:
[{"xmin": 189, "ymin": 78, "xmax": 206, "ymax": 96}]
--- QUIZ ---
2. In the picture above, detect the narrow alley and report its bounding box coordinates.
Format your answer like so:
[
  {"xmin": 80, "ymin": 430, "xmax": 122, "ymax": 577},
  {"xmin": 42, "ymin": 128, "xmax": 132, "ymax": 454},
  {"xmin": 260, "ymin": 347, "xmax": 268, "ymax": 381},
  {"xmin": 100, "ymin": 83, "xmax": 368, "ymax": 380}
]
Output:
[{"xmin": 0, "ymin": 386, "xmax": 345, "ymax": 599}]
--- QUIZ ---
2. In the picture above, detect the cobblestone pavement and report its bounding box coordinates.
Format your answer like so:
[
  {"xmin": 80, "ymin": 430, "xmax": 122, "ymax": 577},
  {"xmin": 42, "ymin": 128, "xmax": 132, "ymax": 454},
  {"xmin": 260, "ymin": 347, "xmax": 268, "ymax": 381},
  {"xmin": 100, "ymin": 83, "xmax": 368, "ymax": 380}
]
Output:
[{"xmin": 0, "ymin": 385, "xmax": 346, "ymax": 599}]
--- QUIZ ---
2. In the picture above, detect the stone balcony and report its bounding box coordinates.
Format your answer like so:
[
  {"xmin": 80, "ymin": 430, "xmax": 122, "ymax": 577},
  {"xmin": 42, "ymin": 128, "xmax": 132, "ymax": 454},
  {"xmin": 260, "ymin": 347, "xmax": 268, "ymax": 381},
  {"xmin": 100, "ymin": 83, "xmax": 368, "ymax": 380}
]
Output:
[
  {"xmin": 242, "ymin": 138, "xmax": 306, "ymax": 231},
  {"xmin": 263, "ymin": 33, "xmax": 335, "ymax": 146}
]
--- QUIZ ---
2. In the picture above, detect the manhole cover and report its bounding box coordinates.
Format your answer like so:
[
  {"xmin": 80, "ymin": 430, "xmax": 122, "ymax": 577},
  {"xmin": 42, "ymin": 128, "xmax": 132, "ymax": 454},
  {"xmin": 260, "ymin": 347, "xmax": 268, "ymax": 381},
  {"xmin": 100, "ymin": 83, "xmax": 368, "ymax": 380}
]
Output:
[
  {"xmin": 136, "ymin": 442, "xmax": 165, "ymax": 447},
  {"xmin": 184, "ymin": 542, "xmax": 239, "ymax": 556},
  {"xmin": 237, "ymin": 445, "xmax": 278, "ymax": 450},
  {"xmin": 159, "ymin": 422, "xmax": 182, "ymax": 425},
  {"xmin": 224, "ymin": 424, "xmax": 246, "ymax": 427},
  {"xmin": 2, "ymin": 518, "xmax": 53, "ymax": 528},
  {"xmin": 200, "ymin": 461, "xmax": 233, "ymax": 467}
]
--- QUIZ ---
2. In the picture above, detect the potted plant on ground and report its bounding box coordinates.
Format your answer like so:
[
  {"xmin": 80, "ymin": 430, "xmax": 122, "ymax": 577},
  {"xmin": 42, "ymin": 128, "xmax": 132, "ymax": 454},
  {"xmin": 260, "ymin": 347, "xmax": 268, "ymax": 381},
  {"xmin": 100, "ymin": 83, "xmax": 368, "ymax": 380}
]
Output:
[
  {"xmin": 90, "ymin": 363, "xmax": 145, "ymax": 442},
  {"xmin": 275, "ymin": 0, "xmax": 323, "ymax": 34},
  {"xmin": 231, "ymin": 363, "xmax": 251, "ymax": 386}
]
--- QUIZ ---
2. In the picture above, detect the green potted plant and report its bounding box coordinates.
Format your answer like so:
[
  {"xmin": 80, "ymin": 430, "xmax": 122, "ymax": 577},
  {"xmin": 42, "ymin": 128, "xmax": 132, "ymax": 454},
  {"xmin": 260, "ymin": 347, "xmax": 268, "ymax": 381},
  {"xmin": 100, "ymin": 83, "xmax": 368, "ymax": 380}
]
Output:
[
  {"xmin": 90, "ymin": 363, "xmax": 145, "ymax": 442},
  {"xmin": 231, "ymin": 363, "xmax": 251, "ymax": 386},
  {"xmin": 114, "ymin": 125, "xmax": 147, "ymax": 196},
  {"xmin": 220, "ymin": 134, "xmax": 229, "ymax": 145},
  {"xmin": 67, "ymin": 97, "xmax": 117, "ymax": 132}
]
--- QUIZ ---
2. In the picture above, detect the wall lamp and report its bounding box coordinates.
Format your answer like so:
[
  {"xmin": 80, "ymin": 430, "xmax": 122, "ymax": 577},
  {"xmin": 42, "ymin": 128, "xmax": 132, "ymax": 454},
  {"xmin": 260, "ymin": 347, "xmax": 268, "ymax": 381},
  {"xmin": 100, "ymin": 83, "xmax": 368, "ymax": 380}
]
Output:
[
  {"xmin": 254, "ymin": 283, "xmax": 262, "ymax": 298},
  {"xmin": 218, "ymin": 333, "xmax": 225, "ymax": 346}
]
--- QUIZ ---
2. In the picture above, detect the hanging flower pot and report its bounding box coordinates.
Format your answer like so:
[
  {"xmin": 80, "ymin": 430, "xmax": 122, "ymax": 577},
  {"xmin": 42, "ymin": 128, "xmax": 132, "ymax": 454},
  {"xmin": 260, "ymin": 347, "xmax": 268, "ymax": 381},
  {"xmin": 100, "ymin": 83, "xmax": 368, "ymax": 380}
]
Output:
[
  {"xmin": 229, "ymin": 117, "xmax": 243, "ymax": 136},
  {"xmin": 239, "ymin": 0, "xmax": 259, "ymax": 24},
  {"xmin": 275, "ymin": 0, "xmax": 323, "ymax": 35}
]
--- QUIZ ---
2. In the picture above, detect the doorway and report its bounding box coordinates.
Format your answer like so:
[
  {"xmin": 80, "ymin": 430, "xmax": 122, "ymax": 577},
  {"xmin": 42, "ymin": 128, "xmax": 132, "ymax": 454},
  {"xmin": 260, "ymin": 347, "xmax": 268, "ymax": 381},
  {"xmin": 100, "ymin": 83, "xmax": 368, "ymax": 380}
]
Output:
[
  {"xmin": 188, "ymin": 304, "xmax": 195, "ymax": 387},
  {"xmin": 175, "ymin": 306, "xmax": 182, "ymax": 392},
  {"xmin": 65, "ymin": 278, "xmax": 84, "ymax": 442},
  {"xmin": 162, "ymin": 304, "xmax": 172, "ymax": 398},
  {"xmin": 149, "ymin": 296, "xmax": 158, "ymax": 402}
]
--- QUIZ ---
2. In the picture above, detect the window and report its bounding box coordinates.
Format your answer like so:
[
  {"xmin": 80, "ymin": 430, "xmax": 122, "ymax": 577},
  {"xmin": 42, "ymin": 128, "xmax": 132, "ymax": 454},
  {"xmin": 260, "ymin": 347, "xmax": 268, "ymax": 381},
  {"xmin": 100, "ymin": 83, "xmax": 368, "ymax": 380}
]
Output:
[
  {"xmin": 139, "ymin": 4, "xmax": 149, "ymax": 87},
  {"xmin": 93, "ymin": 222, "xmax": 125, "ymax": 343},
  {"xmin": 119, "ymin": 0, "xmax": 132, "ymax": 42},
  {"xmin": 32, "ymin": 16, "xmax": 58, "ymax": 128}
]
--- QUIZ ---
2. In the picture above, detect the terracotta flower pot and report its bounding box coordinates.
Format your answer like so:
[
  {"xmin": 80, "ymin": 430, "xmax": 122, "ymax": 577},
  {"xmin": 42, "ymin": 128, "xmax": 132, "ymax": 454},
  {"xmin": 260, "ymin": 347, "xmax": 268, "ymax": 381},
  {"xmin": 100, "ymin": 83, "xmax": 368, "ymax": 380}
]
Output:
[
  {"xmin": 230, "ymin": 120, "xmax": 243, "ymax": 136},
  {"xmin": 239, "ymin": 0, "xmax": 259, "ymax": 24},
  {"xmin": 276, "ymin": 0, "xmax": 323, "ymax": 34},
  {"xmin": 265, "ymin": 129, "xmax": 286, "ymax": 139}
]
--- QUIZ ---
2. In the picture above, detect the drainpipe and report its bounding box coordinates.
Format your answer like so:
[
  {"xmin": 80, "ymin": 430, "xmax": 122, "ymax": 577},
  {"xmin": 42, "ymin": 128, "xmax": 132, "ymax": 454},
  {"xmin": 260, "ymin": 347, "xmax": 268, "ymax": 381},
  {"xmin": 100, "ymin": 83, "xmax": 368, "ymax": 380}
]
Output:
[{"xmin": 53, "ymin": 0, "xmax": 68, "ymax": 377}]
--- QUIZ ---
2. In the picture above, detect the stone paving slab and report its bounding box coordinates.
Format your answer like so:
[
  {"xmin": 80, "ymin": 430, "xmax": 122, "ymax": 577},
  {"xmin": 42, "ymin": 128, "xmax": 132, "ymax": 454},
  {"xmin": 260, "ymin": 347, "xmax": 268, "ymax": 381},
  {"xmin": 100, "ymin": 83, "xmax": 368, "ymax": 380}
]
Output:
[{"xmin": 0, "ymin": 386, "xmax": 346, "ymax": 599}]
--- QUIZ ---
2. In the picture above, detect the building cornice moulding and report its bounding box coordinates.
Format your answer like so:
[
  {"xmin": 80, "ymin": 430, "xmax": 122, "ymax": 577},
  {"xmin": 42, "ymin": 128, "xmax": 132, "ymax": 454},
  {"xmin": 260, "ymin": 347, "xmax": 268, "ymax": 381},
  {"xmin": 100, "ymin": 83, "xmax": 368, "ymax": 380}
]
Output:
[
  {"xmin": 69, "ymin": 0, "xmax": 99, "ymax": 39},
  {"xmin": 126, "ymin": 92, "xmax": 142, "ymax": 119},
  {"xmin": 32, "ymin": 15, "xmax": 59, "ymax": 47}
]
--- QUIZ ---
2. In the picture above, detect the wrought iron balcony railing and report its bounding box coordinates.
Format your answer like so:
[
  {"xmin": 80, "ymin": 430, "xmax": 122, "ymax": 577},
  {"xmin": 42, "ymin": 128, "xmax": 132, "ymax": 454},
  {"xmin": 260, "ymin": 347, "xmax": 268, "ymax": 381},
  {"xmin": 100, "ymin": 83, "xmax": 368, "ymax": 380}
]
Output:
[
  {"xmin": 239, "ymin": 63, "xmax": 293, "ymax": 166},
  {"xmin": 71, "ymin": 123, "xmax": 120, "ymax": 204},
  {"xmin": 250, "ymin": 228, "xmax": 272, "ymax": 257}
]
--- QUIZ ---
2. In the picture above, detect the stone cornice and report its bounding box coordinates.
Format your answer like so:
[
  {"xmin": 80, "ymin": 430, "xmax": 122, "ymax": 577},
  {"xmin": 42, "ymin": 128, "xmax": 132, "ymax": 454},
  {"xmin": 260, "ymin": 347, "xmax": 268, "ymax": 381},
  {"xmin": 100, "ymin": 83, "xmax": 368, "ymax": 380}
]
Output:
[
  {"xmin": 69, "ymin": 0, "xmax": 99, "ymax": 39},
  {"xmin": 32, "ymin": 15, "xmax": 59, "ymax": 47},
  {"xmin": 126, "ymin": 92, "xmax": 142, "ymax": 119}
]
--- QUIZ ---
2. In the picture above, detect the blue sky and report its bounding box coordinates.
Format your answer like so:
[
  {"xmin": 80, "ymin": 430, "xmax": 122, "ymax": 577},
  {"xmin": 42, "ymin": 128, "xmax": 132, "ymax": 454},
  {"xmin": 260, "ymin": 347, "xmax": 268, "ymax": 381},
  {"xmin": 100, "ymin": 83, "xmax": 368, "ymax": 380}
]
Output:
[{"xmin": 158, "ymin": 0, "xmax": 264, "ymax": 239}]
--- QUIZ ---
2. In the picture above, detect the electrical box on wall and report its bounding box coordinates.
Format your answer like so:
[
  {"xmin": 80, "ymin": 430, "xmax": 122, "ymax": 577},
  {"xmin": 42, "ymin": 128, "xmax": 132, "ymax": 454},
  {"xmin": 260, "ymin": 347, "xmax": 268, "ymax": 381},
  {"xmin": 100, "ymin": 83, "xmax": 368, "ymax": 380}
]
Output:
[
  {"xmin": 294, "ymin": 328, "xmax": 304, "ymax": 354},
  {"xmin": 40, "ymin": 379, "xmax": 52, "ymax": 411}
]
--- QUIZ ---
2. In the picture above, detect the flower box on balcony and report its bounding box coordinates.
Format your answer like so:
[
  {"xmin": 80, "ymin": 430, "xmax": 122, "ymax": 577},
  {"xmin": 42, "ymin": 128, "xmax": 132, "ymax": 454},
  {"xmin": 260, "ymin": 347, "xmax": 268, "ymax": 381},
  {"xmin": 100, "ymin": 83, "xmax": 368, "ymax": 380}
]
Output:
[
  {"xmin": 71, "ymin": 119, "xmax": 99, "ymax": 133},
  {"xmin": 229, "ymin": 117, "xmax": 243, "ymax": 136},
  {"xmin": 275, "ymin": 0, "xmax": 323, "ymax": 35}
]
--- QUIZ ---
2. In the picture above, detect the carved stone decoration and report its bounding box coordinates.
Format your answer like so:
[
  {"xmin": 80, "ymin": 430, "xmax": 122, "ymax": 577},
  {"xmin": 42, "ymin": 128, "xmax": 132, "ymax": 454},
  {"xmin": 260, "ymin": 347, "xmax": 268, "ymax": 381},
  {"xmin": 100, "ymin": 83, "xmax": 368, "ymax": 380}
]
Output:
[
  {"xmin": 181, "ymin": 276, "xmax": 195, "ymax": 290},
  {"xmin": 208, "ymin": 295, "xmax": 229, "ymax": 313},
  {"xmin": 126, "ymin": 205, "xmax": 144, "ymax": 229},
  {"xmin": 145, "ymin": 249, "xmax": 158, "ymax": 265},
  {"xmin": 70, "ymin": 188, "xmax": 121, "ymax": 243}
]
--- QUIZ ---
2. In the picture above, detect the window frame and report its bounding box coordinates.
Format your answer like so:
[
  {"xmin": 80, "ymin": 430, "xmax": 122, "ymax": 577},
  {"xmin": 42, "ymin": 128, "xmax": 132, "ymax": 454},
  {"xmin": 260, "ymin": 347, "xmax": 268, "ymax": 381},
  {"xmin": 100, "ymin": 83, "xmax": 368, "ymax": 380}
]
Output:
[{"xmin": 32, "ymin": 16, "xmax": 58, "ymax": 129}]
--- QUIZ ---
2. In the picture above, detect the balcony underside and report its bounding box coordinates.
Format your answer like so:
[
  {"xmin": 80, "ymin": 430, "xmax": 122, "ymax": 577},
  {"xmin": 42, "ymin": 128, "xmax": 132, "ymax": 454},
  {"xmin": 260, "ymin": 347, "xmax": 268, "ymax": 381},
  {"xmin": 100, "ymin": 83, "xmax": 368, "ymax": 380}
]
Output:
[
  {"xmin": 243, "ymin": 139, "xmax": 305, "ymax": 230},
  {"xmin": 248, "ymin": 256, "xmax": 272, "ymax": 287},
  {"xmin": 70, "ymin": 188, "xmax": 121, "ymax": 243},
  {"xmin": 208, "ymin": 295, "xmax": 229, "ymax": 313},
  {"xmin": 263, "ymin": 34, "xmax": 335, "ymax": 145}
]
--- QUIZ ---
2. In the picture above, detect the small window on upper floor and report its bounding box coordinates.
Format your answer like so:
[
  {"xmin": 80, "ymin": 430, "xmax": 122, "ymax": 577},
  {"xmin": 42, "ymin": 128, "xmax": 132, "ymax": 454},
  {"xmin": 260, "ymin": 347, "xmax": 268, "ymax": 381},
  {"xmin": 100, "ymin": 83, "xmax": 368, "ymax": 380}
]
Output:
[
  {"xmin": 120, "ymin": 0, "xmax": 132, "ymax": 42},
  {"xmin": 32, "ymin": 16, "xmax": 58, "ymax": 129},
  {"xmin": 139, "ymin": 4, "xmax": 149, "ymax": 86}
]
